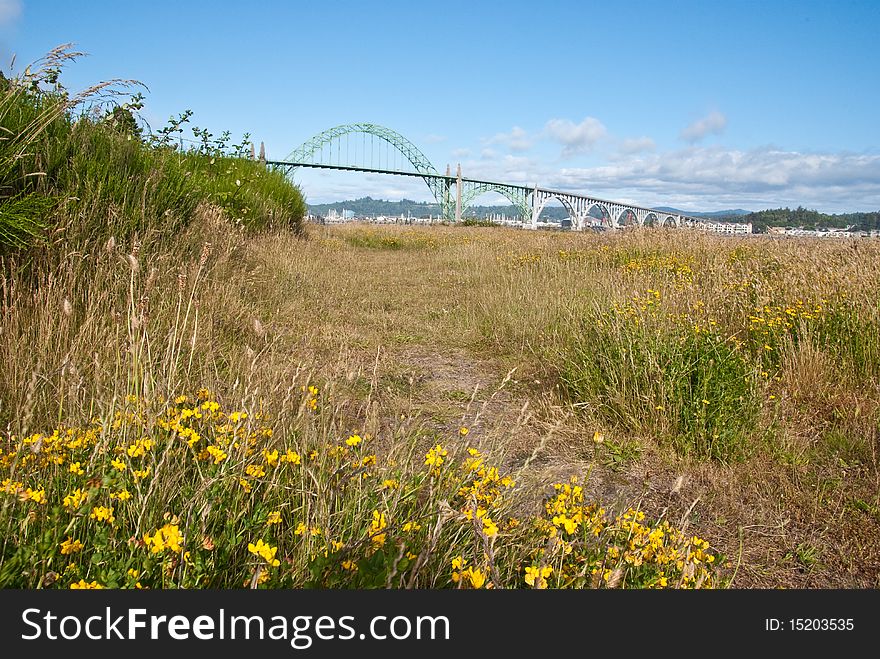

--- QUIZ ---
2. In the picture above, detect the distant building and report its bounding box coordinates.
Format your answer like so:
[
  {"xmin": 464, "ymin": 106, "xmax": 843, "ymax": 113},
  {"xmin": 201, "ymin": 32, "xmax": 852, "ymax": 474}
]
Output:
[
  {"xmin": 771, "ymin": 226, "xmax": 862, "ymax": 238},
  {"xmin": 695, "ymin": 221, "xmax": 753, "ymax": 234}
]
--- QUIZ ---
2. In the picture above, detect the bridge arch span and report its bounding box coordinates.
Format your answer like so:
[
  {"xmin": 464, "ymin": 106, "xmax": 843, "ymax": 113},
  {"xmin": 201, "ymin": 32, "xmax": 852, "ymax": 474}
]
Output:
[
  {"xmin": 284, "ymin": 123, "xmax": 460, "ymax": 217},
  {"xmin": 585, "ymin": 202, "xmax": 614, "ymax": 228},
  {"xmin": 462, "ymin": 184, "xmax": 531, "ymax": 221},
  {"xmin": 532, "ymin": 192, "xmax": 580, "ymax": 227},
  {"xmin": 285, "ymin": 123, "xmax": 439, "ymax": 176},
  {"xmin": 617, "ymin": 208, "xmax": 638, "ymax": 227}
]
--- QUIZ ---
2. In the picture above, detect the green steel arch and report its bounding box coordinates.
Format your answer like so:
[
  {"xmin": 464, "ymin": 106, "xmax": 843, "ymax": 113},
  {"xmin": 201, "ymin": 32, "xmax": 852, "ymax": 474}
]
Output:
[
  {"xmin": 284, "ymin": 123, "xmax": 456, "ymax": 218},
  {"xmin": 461, "ymin": 183, "xmax": 531, "ymax": 221},
  {"xmin": 285, "ymin": 123, "xmax": 439, "ymax": 175}
]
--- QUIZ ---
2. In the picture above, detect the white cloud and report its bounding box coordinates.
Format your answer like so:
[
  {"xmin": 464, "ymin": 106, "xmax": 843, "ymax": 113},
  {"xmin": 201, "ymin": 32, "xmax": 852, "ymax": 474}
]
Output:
[
  {"xmin": 293, "ymin": 131, "xmax": 880, "ymax": 213},
  {"xmin": 680, "ymin": 110, "xmax": 727, "ymax": 143},
  {"xmin": 451, "ymin": 147, "xmax": 471, "ymax": 158},
  {"xmin": 619, "ymin": 137, "xmax": 656, "ymax": 154},
  {"xmin": 544, "ymin": 117, "xmax": 607, "ymax": 157},
  {"xmin": 485, "ymin": 126, "xmax": 532, "ymax": 152},
  {"xmin": 544, "ymin": 146, "xmax": 880, "ymax": 212},
  {"xmin": 0, "ymin": 0, "xmax": 20, "ymax": 26}
]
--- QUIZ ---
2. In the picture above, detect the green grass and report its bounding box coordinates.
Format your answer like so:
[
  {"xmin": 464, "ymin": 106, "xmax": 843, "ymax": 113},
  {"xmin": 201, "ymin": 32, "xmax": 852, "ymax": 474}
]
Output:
[{"xmin": 561, "ymin": 308, "xmax": 760, "ymax": 462}]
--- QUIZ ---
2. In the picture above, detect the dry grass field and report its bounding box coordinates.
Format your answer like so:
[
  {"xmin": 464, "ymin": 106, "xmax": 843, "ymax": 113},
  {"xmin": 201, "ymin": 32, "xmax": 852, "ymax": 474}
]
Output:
[{"xmin": 2, "ymin": 218, "xmax": 878, "ymax": 588}]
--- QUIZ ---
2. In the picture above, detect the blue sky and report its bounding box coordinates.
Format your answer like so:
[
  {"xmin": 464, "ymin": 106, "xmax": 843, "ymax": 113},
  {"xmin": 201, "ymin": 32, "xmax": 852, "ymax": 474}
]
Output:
[{"xmin": 3, "ymin": 0, "xmax": 880, "ymax": 212}]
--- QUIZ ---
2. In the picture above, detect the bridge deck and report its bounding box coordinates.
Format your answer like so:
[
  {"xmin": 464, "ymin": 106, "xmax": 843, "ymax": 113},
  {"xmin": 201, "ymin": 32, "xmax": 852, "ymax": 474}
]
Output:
[{"xmin": 267, "ymin": 160, "xmax": 698, "ymax": 222}]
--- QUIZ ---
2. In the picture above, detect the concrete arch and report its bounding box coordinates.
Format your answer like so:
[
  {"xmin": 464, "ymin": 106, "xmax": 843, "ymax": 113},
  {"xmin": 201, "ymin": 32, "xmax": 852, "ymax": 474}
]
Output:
[
  {"xmin": 662, "ymin": 215, "xmax": 677, "ymax": 227},
  {"xmin": 617, "ymin": 208, "xmax": 638, "ymax": 227},
  {"xmin": 586, "ymin": 202, "xmax": 613, "ymax": 228},
  {"xmin": 532, "ymin": 193, "xmax": 579, "ymax": 224}
]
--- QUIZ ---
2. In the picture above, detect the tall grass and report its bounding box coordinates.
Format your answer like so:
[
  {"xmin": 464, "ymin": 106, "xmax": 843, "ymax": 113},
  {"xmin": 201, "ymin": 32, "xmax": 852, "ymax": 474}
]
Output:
[
  {"xmin": 561, "ymin": 309, "xmax": 760, "ymax": 461},
  {"xmin": 0, "ymin": 57, "xmax": 66, "ymax": 248}
]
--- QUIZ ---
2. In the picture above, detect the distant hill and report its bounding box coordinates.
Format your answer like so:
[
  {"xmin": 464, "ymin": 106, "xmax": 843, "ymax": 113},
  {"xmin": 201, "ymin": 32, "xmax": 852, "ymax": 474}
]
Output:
[
  {"xmin": 308, "ymin": 197, "xmax": 441, "ymax": 218},
  {"xmin": 741, "ymin": 207, "xmax": 880, "ymax": 232},
  {"xmin": 654, "ymin": 207, "xmax": 752, "ymax": 219}
]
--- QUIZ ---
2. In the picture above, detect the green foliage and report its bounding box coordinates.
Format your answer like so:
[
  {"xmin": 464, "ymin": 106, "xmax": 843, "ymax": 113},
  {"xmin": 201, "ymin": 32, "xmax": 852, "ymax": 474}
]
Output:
[
  {"xmin": 0, "ymin": 68, "xmax": 67, "ymax": 250},
  {"xmin": 48, "ymin": 118, "xmax": 198, "ymax": 244},
  {"xmin": 182, "ymin": 154, "xmax": 307, "ymax": 233},
  {"xmin": 812, "ymin": 298, "xmax": 880, "ymax": 378},
  {"xmin": 745, "ymin": 206, "xmax": 880, "ymax": 233},
  {"xmin": 459, "ymin": 218, "xmax": 498, "ymax": 227}
]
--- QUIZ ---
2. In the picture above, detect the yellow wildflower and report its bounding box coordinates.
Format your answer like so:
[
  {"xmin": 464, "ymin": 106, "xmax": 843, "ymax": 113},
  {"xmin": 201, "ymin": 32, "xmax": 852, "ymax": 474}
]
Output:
[
  {"xmin": 63, "ymin": 488, "xmax": 87, "ymax": 509},
  {"xmin": 248, "ymin": 539, "xmax": 281, "ymax": 567},
  {"xmin": 70, "ymin": 579, "xmax": 103, "ymax": 589},
  {"xmin": 524, "ymin": 565, "xmax": 553, "ymax": 589},
  {"xmin": 245, "ymin": 464, "xmax": 265, "ymax": 479},
  {"xmin": 206, "ymin": 445, "xmax": 227, "ymax": 464},
  {"xmin": 60, "ymin": 538, "xmax": 84, "ymax": 555},
  {"xmin": 131, "ymin": 467, "xmax": 150, "ymax": 480},
  {"xmin": 89, "ymin": 506, "xmax": 115, "ymax": 524},
  {"xmin": 424, "ymin": 444, "xmax": 447, "ymax": 473},
  {"xmin": 369, "ymin": 510, "xmax": 387, "ymax": 547},
  {"xmin": 144, "ymin": 523, "xmax": 184, "ymax": 554},
  {"xmin": 463, "ymin": 567, "xmax": 486, "ymax": 589},
  {"xmin": 23, "ymin": 487, "xmax": 47, "ymax": 505}
]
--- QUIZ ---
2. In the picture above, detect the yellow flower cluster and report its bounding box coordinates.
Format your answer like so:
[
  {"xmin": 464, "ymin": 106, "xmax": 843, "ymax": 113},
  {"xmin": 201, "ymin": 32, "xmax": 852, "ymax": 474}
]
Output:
[
  {"xmin": 368, "ymin": 510, "xmax": 387, "ymax": 548},
  {"xmin": 424, "ymin": 444, "xmax": 448, "ymax": 476},
  {"xmin": 143, "ymin": 522, "xmax": 184, "ymax": 554},
  {"xmin": 2, "ymin": 426, "xmax": 100, "ymax": 471},
  {"xmin": 450, "ymin": 556, "xmax": 487, "ymax": 589},
  {"xmin": 530, "ymin": 478, "xmax": 717, "ymax": 588},
  {"xmin": 747, "ymin": 300, "xmax": 826, "ymax": 338},
  {"xmin": 248, "ymin": 539, "xmax": 281, "ymax": 567},
  {"xmin": 89, "ymin": 506, "xmax": 115, "ymax": 525},
  {"xmin": 63, "ymin": 488, "xmax": 88, "ymax": 509},
  {"xmin": 70, "ymin": 579, "xmax": 104, "ymax": 589},
  {"xmin": 620, "ymin": 253, "xmax": 694, "ymax": 281},
  {"xmin": 60, "ymin": 537, "xmax": 84, "ymax": 555},
  {"xmin": 0, "ymin": 389, "xmax": 722, "ymax": 590},
  {"xmin": 301, "ymin": 385, "xmax": 319, "ymax": 412},
  {"xmin": 524, "ymin": 565, "xmax": 553, "ymax": 589}
]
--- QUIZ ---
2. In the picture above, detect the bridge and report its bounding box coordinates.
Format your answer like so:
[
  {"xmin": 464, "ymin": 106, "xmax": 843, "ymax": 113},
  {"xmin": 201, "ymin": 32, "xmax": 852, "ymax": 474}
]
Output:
[{"xmin": 266, "ymin": 123, "xmax": 699, "ymax": 230}]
